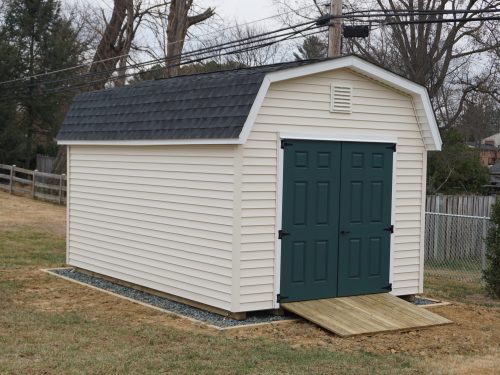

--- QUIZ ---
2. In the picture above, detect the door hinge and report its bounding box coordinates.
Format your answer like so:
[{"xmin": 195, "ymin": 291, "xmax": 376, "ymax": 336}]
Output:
[
  {"xmin": 277, "ymin": 294, "xmax": 288, "ymax": 303},
  {"xmin": 281, "ymin": 140, "xmax": 293, "ymax": 149},
  {"xmin": 278, "ymin": 230, "xmax": 290, "ymax": 239},
  {"xmin": 384, "ymin": 225, "xmax": 394, "ymax": 234},
  {"xmin": 387, "ymin": 144, "xmax": 396, "ymax": 152},
  {"xmin": 383, "ymin": 283, "xmax": 392, "ymax": 291}
]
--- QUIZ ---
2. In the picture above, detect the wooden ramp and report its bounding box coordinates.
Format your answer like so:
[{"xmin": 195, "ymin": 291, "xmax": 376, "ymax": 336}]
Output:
[{"xmin": 281, "ymin": 293, "xmax": 452, "ymax": 337}]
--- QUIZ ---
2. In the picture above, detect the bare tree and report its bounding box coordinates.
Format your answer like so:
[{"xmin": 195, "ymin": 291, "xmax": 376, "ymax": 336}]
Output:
[
  {"xmin": 226, "ymin": 24, "xmax": 284, "ymax": 66},
  {"xmin": 165, "ymin": 0, "xmax": 215, "ymax": 77},
  {"xmin": 275, "ymin": 0, "xmax": 500, "ymax": 130},
  {"xmin": 349, "ymin": 1, "xmax": 499, "ymax": 98},
  {"xmin": 88, "ymin": 0, "xmax": 134, "ymax": 90}
]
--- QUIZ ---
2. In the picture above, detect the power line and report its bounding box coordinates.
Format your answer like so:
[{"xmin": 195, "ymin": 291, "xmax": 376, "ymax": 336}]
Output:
[
  {"xmin": 0, "ymin": 22, "xmax": 325, "ymax": 101},
  {"xmin": 0, "ymin": 2, "xmax": 321, "ymax": 86},
  {"xmin": 1, "ymin": 7, "xmax": 498, "ymax": 100},
  {"xmin": 0, "ymin": 19, "xmax": 321, "ymax": 94},
  {"xmin": 2, "ymin": 7, "xmax": 497, "ymax": 87}
]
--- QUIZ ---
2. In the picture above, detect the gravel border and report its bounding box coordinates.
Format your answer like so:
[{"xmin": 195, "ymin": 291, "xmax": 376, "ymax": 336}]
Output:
[
  {"xmin": 414, "ymin": 296, "xmax": 444, "ymax": 306},
  {"xmin": 48, "ymin": 268, "xmax": 291, "ymax": 328}
]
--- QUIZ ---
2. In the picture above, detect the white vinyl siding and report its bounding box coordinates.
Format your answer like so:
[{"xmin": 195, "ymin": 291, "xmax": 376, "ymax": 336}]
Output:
[
  {"xmin": 239, "ymin": 68, "xmax": 426, "ymax": 311},
  {"xmin": 68, "ymin": 145, "xmax": 236, "ymax": 311}
]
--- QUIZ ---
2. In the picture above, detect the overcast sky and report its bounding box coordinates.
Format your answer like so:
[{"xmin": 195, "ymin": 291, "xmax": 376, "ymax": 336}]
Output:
[{"xmin": 205, "ymin": 0, "xmax": 277, "ymax": 23}]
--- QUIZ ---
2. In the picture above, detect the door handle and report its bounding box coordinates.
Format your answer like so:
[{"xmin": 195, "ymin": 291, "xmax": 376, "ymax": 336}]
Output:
[{"xmin": 340, "ymin": 230, "xmax": 350, "ymax": 235}]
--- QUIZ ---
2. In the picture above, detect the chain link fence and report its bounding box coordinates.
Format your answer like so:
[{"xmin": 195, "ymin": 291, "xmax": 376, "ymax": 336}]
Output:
[{"xmin": 424, "ymin": 212, "xmax": 490, "ymax": 284}]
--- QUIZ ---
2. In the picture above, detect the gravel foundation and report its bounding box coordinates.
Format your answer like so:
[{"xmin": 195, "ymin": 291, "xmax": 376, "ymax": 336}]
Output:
[
  {"xmin": 413, "ymin": 296, "xmax": 441, "ymax": 306},
  {"xmin": 51, "ymin": 268, "xmax": 290, "ymax": 328}
]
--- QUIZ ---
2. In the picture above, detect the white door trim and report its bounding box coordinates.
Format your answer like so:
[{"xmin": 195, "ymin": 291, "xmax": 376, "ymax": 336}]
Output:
[{"xmin": 274, "ymin": 133, "xmax": 398, "ymax": 307}]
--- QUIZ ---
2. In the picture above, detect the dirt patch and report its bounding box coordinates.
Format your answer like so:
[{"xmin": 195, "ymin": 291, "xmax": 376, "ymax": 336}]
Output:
[
  {"xmin": 0, "ymin": 191, "xmax": 66, "ymax": 236},
  {"xmin": 226, "ymin": 303, "xmax": 500, "ymax": 359}
]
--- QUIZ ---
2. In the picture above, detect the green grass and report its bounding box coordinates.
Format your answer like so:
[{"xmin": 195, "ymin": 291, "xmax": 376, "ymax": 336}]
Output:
[
  {"xmin": 424, "ymin": 271, "xmax": 500, "ymax": 307},
  {"xmin": 0, "ymin": 229, "xmax": 65, "ymax": 269},
  {"xmin": 0, "ymin": 228, "xmax": 418, "ymax": 375},
  {"xmin": 425, "ymin": 259, "xmax": 482, "ymax": 272}
]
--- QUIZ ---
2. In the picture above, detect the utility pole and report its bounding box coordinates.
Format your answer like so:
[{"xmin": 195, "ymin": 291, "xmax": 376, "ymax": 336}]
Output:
[{"xmin": 328, "ymin": 0, "xmax": 343, "ymax": 57}]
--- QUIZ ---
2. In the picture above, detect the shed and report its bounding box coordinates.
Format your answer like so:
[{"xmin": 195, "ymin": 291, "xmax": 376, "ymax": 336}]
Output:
[{"xmin": 57, "ymin": 55, "xmax": 442, "ymax": 319}]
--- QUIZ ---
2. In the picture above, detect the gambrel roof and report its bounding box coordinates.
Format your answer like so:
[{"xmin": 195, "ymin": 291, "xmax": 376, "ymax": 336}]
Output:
[{"xmin": 57, "ymin": 55, "xmax": 442, "ymax": 150}]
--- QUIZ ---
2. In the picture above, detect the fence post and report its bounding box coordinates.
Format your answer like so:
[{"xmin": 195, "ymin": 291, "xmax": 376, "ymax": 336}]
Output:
[
  {"xmin": 433, "ymin": 196, "xmax": 440, "ymax": 261},
  {"xmin": 59, "ymin": 174, "xmax": 64, "ymax": 204},
  {"xmin": 481, "ymin": 218, "xmax": 488, "ymax": 272},
  {"xmin": 32, "ymin": 169, "xmax": 37, "ymax": 198},
  {"xmin": 9, "ymin": 165, "xmax": 15, "ymax": 194}
]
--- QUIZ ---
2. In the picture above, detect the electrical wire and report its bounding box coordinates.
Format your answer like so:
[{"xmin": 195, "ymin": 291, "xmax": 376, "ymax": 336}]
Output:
[
  {"xmin": 0, "ymin": 1, "xmax": 321, "ymax": 86},
  {"xmin": 0, "ymin": 23, "xmax": 326, "ymax": 101},
  {"xmin": 0, "ymin": 19, "xmax": 319, "ymax": 93},
  {"xmin": 1, "ymin": 7, "xmax": 498, "ymax": 100}
]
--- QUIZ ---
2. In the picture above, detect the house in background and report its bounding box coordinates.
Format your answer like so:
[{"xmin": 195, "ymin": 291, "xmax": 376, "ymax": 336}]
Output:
[
  {"xmin": 473, "ymin": 133, "xmax": 500, "ymax": 166},
  {"xmin": 57, "ymin": 55, "xmax": 442, "ymax": 321}
]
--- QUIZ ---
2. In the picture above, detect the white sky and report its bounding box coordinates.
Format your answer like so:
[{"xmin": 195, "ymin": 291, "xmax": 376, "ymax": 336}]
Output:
[
  {"xmin": 206, "ymin": 0, "xmax": 277, "ymax": 23},
  {"xmin": 66, "ymin": 0, "xmax": 313, "ymax": 61}
]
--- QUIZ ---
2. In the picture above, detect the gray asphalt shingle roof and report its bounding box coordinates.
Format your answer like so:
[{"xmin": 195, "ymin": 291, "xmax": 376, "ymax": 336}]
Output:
[{"xmin": 57, "ymin": 60, "xmax": 323, "ymax": 142}]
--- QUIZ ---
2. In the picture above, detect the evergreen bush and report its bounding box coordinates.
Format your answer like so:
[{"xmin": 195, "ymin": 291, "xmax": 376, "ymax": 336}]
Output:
[{"xmin": 483, "ymin": 200, "xmax": 500, "ymax": 298}]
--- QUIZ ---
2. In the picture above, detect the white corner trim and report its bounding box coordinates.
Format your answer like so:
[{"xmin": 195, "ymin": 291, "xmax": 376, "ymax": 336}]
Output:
[
  {"xmin": 273, "ymin": 137, "xmax": 284, "ymax": 309},
  {"xmin": 419, "ymin": 89, "xmax": 442, "ymax": 151},
  {"xmin": 57, "ymin": 138, "xmax": 242, "ymax": 146},
  {"xmin": 238, "ymin": 76, "xmax": 271, "ymax": 144},
  {"xmin": 418, "ymin": 151, "xmax": 428, "ymax": 293},
  {"xmin": 66, "ymin": 145, "xmax": 70, "ymax": 266},
  {"xmin": 389, "ymin": 146, "xmax": 397, "ymax": 288}
]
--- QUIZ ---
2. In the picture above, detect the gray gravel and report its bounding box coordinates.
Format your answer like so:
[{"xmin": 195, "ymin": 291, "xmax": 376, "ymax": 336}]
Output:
[
  {"xmin": 52, "ymin": 268, "xmax": 290, "ymax": 328},
  {"xmin": 413, "ymin": 297, "xmax": 440, "ymax": 306}
]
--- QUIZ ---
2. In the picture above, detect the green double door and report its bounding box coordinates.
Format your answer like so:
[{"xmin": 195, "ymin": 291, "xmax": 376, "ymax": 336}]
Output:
[{"xmin": 280, "ymin": 140, "xmax": 394, "ymax": 303}]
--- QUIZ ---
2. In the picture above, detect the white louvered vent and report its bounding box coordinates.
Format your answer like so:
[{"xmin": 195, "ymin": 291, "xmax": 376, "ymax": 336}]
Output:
[{"xmin": 330, "ymin": 85, "xmax": 352, "ymax": 113}]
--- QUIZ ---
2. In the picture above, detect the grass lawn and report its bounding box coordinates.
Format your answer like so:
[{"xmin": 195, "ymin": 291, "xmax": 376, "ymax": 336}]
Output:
[
  {"xmin": 0, "ymin": 228, "xmax": 414, "ymax": 374},
  {"xmin": 1, "ymin": 192, "xmax": 499, "ymax": 374}
]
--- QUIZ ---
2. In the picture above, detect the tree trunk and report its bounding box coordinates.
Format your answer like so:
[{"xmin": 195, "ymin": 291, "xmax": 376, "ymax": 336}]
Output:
[
  {"xmin": 89, "ymin": 0, "xmax": 133, "ymax": 90},
  {"xmin": 165, "ymin": 0, "xmax": 214, "ymax": 77}
]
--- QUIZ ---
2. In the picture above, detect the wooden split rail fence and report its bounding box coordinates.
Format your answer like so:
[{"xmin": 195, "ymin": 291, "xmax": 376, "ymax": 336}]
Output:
[{"xmin": 0, "ymin": 164, "xmax": 66, "ymax": 204}]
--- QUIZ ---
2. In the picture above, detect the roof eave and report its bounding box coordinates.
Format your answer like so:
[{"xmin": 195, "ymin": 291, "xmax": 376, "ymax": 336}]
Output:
[{"xmin": 56, "ymin": 138, "xmax": 243, "ymax": 146}]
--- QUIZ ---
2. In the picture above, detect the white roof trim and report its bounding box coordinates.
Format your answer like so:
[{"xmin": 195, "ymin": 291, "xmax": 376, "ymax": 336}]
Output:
[
  {"xmin": 58, "ymin": 56, "xmax": 441, "ymax": 149},
  {"xmin": 57, "ymin": 138, "xmax": 241, "ymax": 146},
  {"xmin": 238, "ymin": 55, "xmax": 442, "ymax": 151}
]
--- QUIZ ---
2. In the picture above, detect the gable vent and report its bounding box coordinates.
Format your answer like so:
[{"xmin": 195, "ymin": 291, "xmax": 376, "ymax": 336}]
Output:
[{"xmin": 330, "ymin": 85, "xmax": 352, "ymax": 113}]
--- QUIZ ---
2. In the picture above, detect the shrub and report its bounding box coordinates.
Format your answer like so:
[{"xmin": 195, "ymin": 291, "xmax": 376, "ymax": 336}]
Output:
[{"xmin": 483, "ymin": 200, "xmax": 500, "ymax": 298}]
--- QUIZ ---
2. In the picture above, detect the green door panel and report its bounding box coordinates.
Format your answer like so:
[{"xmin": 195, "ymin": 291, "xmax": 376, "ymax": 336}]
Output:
[
  {"xmin": 280, "ymin": 140, "xmax": 341, "ymax": 302},
  {"xmin": 280, "ymin": 140, "xmax": 394, "ymax": 302},
  {"xmin": 337, "ymin": 142, "xmax": 394, "ymax": 296}
]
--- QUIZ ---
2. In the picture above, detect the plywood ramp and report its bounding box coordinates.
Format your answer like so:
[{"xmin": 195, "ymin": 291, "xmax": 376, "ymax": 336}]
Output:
[{"xmin": 281, "ymin": 293, "xmax": 452, "ymax": 337}]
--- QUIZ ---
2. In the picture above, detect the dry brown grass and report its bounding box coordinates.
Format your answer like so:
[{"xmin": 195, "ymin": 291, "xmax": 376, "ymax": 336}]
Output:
[
  {"xmin": 0, "ymin": 191, "xmax": 66, "ymax": 236},
  {"xmin": 1, "ymin": 191, "xmax": 500, "ymax": 374}
]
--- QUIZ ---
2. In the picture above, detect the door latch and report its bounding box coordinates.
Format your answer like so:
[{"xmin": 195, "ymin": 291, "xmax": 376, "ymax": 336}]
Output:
[
  {"xmin": 384, "ymin": 225, "xmax": 394, "ymax": 234},
  {"xmin": 340, "ymin": 230, "xmax": 351, "ymax": 235}
]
